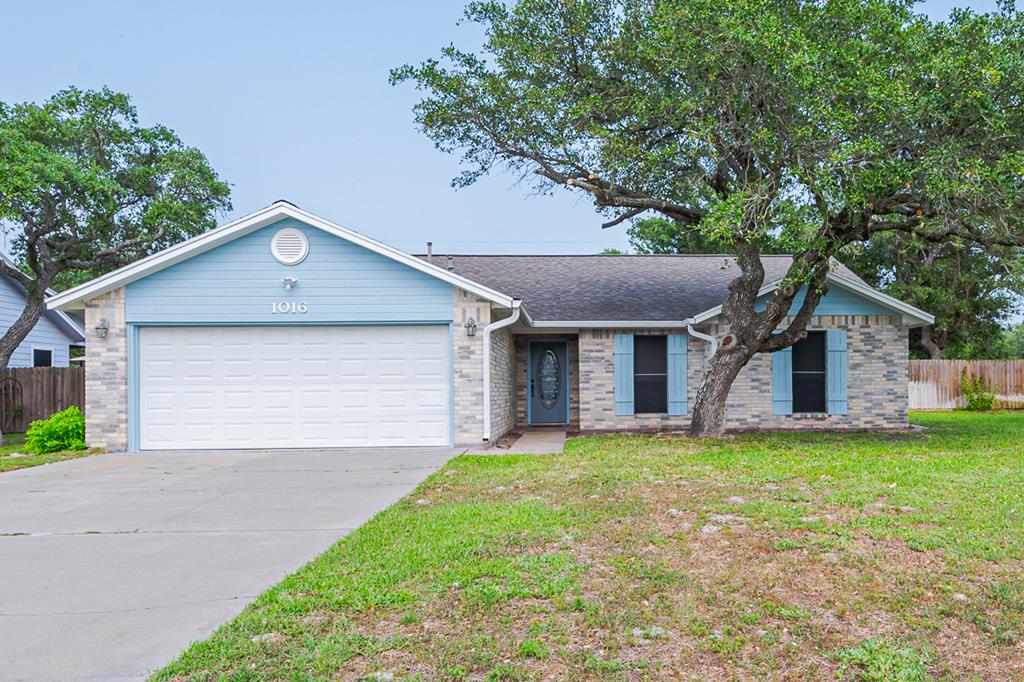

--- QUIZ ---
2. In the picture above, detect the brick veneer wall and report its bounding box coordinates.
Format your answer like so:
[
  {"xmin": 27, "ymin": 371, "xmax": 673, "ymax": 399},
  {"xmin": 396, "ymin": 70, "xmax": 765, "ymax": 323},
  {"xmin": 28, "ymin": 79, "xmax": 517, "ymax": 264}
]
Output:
[
  {"xmin": 577, "ymin": 315, "xmax": 909, "ymax": 432},
  {"xmin": 453, "ymin": 288, "xmax": 490, "ymax": 445},
  {"xmin": 489, "ymin": 325, "xmax": 516, "ymax": 441},
  {"xmin": 84, "ymin": 288, "xmax": 128, "ymax": 450}
]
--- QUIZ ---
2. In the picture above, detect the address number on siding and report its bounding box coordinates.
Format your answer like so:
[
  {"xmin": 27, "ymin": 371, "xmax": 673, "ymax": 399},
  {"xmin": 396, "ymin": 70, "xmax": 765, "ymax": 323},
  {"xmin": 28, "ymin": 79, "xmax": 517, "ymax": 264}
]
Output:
[{"xmin": 272, "ymin": 301, "xmax": 309, "ymax": 314}]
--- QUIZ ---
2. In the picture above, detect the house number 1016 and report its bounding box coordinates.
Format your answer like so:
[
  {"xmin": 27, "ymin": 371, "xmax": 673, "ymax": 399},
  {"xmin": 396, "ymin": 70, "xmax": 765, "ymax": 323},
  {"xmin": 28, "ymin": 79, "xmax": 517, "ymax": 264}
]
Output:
[{"xmin": 272, "ymin": 301, "xmax": 309, "ymax": 314}]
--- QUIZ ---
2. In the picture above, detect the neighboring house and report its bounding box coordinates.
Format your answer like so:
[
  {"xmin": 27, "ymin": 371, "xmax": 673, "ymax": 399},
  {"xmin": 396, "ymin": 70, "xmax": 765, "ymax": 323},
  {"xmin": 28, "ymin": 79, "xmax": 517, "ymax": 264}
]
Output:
[
  {"xmin": 0, "ymin": 254, "xmax": 84, "ymax": 368},
  {"xmin": 46, "ymin": 201, "xmax": 933, "ymax": 452}
]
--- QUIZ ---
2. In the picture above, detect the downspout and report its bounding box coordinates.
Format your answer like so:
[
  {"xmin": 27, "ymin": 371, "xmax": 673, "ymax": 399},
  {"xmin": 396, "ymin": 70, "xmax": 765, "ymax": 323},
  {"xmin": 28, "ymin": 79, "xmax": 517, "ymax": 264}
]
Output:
[
  {"xmin": 686, "ymin": 322, "xmax": 718, "ymax": 355},
  {"xmin": 482, "ymin": 300, "xmax": 522, "ymax": 443}
]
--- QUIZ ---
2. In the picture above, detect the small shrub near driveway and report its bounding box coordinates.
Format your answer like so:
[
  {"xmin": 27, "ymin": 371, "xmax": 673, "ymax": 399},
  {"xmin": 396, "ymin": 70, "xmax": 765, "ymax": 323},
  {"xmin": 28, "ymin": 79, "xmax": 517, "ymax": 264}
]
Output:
[{"xmin": 25, "ymin": 406, "xmax": 86, "ymax": 454}]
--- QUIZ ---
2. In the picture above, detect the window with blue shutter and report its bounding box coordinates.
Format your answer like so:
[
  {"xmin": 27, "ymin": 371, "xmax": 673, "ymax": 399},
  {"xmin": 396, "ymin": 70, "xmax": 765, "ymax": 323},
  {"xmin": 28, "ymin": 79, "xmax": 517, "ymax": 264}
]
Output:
[
  {"xmin": 614, "ymin": 334, "xmax": 635, "ymax": 416},
  {"xmin": 667, "ymin": 334, "xmax": 688, "ymax": 415},
  {"xmin": 826, "ymin": 329, "xmax": 848, "ymax": 414},
  {"xmin": 771, "ymin": 346, "xmax": 793, "ymax": 415}
]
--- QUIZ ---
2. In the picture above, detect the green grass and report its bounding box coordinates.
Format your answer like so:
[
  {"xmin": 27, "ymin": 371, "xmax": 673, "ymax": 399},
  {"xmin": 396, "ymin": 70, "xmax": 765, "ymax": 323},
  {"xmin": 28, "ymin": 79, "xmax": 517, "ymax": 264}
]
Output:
[
  {"xmin": 154, "ymin": 411, "xmax": 1024, "ymax": 681},
  {"xmin": 0, "ymin": 432, "xmax": 101, "ymax": 472}
]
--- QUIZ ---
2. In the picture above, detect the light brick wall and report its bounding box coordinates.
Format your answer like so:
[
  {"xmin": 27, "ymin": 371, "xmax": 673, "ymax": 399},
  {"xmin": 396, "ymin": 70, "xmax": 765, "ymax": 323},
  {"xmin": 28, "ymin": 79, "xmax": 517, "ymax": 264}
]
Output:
[
  {"xmin": 577, "ymin": 315, "xmax": 909, "ymax": 432},
  {"xmin": 453, "ymin": 288, "xmax": 490, "ymax": 445},
  {"xmin": 489, "ymin": 326, "xmax": 516, "ymax": 440},
  {"xmin": 83, "ymin": 288, "xmax": 128, "ymax": 450}
]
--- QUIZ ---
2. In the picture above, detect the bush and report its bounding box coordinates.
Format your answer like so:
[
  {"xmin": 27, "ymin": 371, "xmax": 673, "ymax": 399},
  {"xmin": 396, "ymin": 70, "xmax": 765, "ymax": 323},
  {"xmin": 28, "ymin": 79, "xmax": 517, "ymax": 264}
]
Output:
[
  {"xmin": 837, "ymin": 638, "xmax": 932, "ymax": 682},
  {"xmin": 25, "ymin": 406, "xmax": 86, "ymax": 454},
  {"xmin": 961, "ymin": 369, "xmax": 998, "ymax": 411}
]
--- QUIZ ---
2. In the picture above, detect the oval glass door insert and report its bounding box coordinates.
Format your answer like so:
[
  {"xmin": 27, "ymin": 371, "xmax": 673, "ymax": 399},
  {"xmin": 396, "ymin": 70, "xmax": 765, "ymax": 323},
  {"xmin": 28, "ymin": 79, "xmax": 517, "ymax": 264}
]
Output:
[{"xmin": 537, "ymin": 349, "xmax": 560, "ymax": 409}]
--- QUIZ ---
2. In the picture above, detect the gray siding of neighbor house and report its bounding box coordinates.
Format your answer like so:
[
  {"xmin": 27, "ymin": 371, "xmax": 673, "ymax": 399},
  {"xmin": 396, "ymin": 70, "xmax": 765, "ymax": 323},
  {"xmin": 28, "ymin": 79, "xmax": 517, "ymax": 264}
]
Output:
[{"xmin": 0, "ymin": 276, "xmax": 75, "ymax": 368}]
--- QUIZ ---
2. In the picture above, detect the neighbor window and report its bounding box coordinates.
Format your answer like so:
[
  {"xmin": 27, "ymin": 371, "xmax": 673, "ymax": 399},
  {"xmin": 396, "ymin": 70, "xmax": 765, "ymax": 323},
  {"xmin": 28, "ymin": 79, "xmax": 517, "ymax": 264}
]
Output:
[
  {"xmin": 32, "ymin": 348, "xmax": 53, "ymax": 368},
  {"xmin": 792, "ymin": 331, "xmax": 826, "ymax": 413},
  {"xmin": 634, "ymin": 335, "xmax": 667, "ymax": 413}
]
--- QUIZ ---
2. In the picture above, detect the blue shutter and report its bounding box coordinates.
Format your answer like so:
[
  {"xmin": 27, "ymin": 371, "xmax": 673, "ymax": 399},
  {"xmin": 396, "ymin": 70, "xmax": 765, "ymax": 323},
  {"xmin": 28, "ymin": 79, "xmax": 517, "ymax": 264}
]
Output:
[
  {"xmin": 826, "ymin": 329, "xmax": 848, "ymax": 415},
  {"xmin": 614, "ymin": 334, "xmax": 635, "ymax": 416},
  {"xmin": 667, "ymin": 334, "xmax": 688, "ymax": 415},
  {"xmin": 771, "ymin": 346, "xmax": 793, "ymax": 415}
]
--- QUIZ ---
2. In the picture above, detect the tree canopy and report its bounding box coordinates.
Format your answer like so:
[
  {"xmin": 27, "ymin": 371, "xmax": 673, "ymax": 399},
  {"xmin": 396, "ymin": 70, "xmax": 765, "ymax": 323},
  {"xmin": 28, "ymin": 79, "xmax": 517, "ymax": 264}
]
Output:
[
  {"xmin": 394, "ymin": 0, "xmax": 1024, "ymax": 434},
  {"xmin": 0, "ymin": 87, "xmax": 231, "ymax": 371}
]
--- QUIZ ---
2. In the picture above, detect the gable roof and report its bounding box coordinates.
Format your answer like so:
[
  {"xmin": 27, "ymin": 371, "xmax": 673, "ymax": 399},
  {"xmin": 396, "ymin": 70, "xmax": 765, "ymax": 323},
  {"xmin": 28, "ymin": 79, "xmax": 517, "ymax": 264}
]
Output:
[
  {"xmin": 418, "ymin": 254, "xmax": 931, "ymax": 326},
  {"xmin": 0, "ymin": 253, "xmax": 85, "ymax": 342},
  {"xmin": 46, "ymin": 201, "xmax": 516, "ymax": 312}
]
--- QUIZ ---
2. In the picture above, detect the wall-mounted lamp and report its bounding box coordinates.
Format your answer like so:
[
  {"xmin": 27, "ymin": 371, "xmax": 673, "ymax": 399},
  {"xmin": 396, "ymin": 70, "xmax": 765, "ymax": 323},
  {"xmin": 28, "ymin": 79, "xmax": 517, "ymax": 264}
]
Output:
[
  {"xmin": 94, "ymin": 318, "xmax": 109, "ymax": 338},
  {"xmin": 464, "ymin": 318, "xmax": 477, "ymax": 337},
  {"xmin": 281, "ymin": 276, "xmax": 298, "ymax": 289}
]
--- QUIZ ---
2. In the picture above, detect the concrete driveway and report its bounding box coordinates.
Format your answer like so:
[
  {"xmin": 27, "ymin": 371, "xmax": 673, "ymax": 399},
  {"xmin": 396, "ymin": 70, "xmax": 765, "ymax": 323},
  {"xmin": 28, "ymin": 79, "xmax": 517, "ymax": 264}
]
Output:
[{"xmin": 0, "ymin": 447, "xmax": 459, "ymax": 682}]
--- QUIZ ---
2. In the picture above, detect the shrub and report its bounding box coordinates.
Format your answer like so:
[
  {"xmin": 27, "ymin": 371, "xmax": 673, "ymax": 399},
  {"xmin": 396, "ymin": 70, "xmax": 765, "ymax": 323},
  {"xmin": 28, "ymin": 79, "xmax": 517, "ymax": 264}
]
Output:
[
  {"xmin": 960, "ymin": 369, "xmax": 998, "ymax": 411},
  {"xmin": 25, "ymin": 406, "xmax": 86, "ymax": 454}
]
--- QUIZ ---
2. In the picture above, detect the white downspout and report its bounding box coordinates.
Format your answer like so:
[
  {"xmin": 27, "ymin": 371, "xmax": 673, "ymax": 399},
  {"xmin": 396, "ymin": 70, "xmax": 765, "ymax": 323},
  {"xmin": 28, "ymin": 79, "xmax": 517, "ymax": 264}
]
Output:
[
  {"xmin": 482, "ymin": 300, "xmax": 522, "ymax": 443},
  {"xmin": 687, "ymin": 322, "xmax": 718, "ymax": 356}
]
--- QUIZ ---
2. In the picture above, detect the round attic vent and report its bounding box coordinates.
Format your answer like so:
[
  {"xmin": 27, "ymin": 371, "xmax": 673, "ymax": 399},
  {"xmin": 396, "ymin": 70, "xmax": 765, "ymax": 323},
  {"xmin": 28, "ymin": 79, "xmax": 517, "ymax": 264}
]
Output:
[{"xmin": 271, "ymin": 227, "xmax": 309, "ymax": 265}]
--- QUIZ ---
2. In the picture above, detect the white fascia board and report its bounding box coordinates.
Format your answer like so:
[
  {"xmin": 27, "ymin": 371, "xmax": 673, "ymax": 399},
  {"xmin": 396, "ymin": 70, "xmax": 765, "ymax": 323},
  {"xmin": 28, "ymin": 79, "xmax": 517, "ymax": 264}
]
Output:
[
  {"xmin": 530, "ymin": 320, "xmax": 694, "ymax": 329},
  {"xmin": 689, "ymin": 272, "xmax": 934, "ymax": 327},
  {"xmin": 46, "ymin": 202, "xmax": 516, "ymax": 311}
]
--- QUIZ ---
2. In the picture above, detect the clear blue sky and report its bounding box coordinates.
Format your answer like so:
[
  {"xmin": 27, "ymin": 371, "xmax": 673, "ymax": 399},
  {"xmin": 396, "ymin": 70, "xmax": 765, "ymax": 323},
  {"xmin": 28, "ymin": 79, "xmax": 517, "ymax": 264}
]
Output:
[{"xmin": 0, "ymin": 0, "xmax": 1003, "ymax": 255}]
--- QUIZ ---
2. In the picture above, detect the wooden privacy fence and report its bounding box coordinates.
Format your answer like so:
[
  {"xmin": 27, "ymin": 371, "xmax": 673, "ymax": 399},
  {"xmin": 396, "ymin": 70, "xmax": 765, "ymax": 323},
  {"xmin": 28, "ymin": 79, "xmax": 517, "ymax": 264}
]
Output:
[
  {"xmin": 0, "ymin": 367, "xmax": 85, "ymax": 433},
  {"xmin": 909, "ymin": 359, "xmax": 1024, "ymax": 410}
]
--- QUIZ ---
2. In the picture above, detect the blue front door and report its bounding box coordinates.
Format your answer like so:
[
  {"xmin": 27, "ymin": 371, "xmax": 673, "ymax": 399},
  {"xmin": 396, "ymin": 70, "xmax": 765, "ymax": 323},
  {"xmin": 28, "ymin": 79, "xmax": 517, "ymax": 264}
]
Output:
[{"xmin": 529, "ymin": 341, "xmax": 568, "ymax": 424}]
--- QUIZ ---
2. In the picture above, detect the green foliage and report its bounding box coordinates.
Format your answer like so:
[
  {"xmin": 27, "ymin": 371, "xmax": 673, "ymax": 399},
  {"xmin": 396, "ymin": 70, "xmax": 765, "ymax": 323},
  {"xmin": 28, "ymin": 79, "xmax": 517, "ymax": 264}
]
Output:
[
  {"xmin": 960, "ymin": 370, "xmax": 998, "ymax": 411},
  {"xmin": 25, "ymin": 406, "xmax": 86, "ymax": 454},
  {"xmin": 627, "ymin": 217, "xmax": 783, "ymax": 254},
  {"xmin": 843, "ymin": 235, "xmax": 1024, "ymax": 359},
  {"xmin": 836, "ymin": 638, "xmax": 932, "ymax": 682}
]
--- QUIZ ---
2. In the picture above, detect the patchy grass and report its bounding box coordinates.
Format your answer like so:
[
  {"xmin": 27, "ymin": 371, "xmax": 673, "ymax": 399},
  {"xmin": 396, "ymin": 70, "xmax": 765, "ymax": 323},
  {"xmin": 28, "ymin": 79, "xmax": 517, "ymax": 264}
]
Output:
[
  {"xmin": 155, "ymin": 412, "xmax": 1024, "ymax": 681},
  {"xmin": 0, "ymin": 432, "xmax": 102, "ymax": 473}
]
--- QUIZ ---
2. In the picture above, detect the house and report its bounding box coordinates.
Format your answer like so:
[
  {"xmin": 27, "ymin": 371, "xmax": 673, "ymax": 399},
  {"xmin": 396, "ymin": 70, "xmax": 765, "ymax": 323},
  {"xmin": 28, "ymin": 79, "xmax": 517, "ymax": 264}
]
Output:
[
  {"xmin": 46, "ymin": 201, "xmax": 933, "ymax": 452},
  {"xmin": 0, "ymin": 254, "xmax": 85, "ymax": 367}
]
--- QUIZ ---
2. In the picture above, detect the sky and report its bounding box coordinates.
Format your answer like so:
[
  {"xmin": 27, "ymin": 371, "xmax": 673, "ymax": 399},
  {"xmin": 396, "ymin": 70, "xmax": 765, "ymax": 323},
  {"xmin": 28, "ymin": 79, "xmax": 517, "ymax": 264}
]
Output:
[{"xmin": 0, "ymin": 0, "xmax": 1005, "ymax": 256}]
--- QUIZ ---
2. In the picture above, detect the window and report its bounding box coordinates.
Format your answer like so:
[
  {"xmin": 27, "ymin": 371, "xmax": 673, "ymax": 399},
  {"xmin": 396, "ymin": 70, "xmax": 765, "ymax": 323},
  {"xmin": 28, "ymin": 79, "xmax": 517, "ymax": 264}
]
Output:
[
  {"xmin": 634, "ymin": 335, "xmax": 667, "ymax": 413},
  {"xmin": 32, "ymin": 348, "xmax": 53, "ymax": 368},
  {"xmin": 792, "ymin": 331, "xmax": 826, "ymax": 413}
]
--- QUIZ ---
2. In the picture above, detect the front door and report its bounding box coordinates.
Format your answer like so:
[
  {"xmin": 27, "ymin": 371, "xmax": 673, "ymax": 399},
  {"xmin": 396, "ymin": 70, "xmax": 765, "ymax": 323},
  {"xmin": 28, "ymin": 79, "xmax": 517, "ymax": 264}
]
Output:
[{"xmin": 529, "ymin": 341, "xmax": 568, "ymax": 425}]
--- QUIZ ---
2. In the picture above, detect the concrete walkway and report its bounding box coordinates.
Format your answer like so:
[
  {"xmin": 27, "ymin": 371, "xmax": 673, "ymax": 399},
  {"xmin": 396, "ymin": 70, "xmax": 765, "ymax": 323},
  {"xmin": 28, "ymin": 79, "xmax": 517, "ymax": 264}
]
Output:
[
  {"xmin": 0, "ymin": 447, "xmax": 457, "ymax": 682},
  {"xmin": 503, "ymin": 430, "xmax": 567, "ymax": 454}
]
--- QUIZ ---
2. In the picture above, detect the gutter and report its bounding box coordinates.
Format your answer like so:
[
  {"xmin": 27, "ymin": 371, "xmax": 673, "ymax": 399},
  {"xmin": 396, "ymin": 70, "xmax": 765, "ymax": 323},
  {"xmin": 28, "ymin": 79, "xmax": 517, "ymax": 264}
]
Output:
[
  {"xmin": 482, "ymin": 300, "xmax": 523, "ymax": 443},
  {"xmin": 686, "ymin": 323, "xmax": 718, "ymax": 355}
]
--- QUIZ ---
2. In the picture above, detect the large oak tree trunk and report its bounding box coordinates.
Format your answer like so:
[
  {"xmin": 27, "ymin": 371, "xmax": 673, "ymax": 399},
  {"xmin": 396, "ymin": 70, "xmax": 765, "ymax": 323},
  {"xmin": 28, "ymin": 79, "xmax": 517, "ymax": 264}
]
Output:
[{"xmin": 689, "ymin": 345, "xmax": 756, "ymax": 437}]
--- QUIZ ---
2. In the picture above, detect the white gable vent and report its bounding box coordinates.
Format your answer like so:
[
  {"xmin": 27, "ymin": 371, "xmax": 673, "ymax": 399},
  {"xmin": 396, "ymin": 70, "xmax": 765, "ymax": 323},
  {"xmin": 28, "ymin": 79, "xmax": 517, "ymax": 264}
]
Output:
[{"xmin": 271, "ymin": 227, "xmax": 309, "ymax": 265}]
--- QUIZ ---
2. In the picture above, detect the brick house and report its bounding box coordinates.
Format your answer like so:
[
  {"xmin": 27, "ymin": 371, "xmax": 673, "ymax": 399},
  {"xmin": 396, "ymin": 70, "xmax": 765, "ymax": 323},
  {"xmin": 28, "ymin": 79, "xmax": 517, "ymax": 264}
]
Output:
[{"xmin": 46, "ymin": 201, "xmax": 932, "ymax": 451}]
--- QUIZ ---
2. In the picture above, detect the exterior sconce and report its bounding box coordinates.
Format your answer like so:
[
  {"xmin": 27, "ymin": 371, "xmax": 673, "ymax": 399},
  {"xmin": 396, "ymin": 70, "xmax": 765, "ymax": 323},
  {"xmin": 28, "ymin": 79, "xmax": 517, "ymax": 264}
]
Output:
[
  {"xmin": 464, "ymin": 318, "xmax": 477, "ymax": 337},
  {"xmin": 94, "ymin": 318, "xmax": 109, "ymax": 338},
  {"xmin": 281, "ymin": 276, "xmax": 298, "ymax": 289}
]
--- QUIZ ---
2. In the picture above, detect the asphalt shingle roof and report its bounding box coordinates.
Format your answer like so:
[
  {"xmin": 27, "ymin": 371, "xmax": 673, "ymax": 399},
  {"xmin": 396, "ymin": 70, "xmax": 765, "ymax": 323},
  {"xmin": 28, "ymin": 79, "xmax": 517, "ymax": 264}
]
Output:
[{"xmin": 417, "ymin": 254, "xmax": 866, "ymax": 322}]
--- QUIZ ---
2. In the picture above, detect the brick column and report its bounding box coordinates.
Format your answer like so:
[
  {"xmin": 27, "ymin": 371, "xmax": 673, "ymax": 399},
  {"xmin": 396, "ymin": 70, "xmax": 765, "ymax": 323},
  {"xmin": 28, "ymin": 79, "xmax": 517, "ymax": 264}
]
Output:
[{"xmin": 83, "ymin": 288, "xmax": 128, "ymax": 450}]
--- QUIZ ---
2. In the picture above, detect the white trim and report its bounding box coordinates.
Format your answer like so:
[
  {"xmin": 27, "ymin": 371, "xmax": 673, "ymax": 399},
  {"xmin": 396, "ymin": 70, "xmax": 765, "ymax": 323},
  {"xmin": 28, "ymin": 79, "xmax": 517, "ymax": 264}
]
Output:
[
  {"xmin": 482, "ymin": 300, "xmax": 522, "ymax": 442},
  {"xmin": 530, "ymin": 320, "xmax": 693, "ymax": 329},
  {"xmin": 686, "ymin": 324, "xmax": 718, "ymax": 355},
  {"xmin": 46, "ymin": 202, "xmax": 516, "ymax": 311},
  {"xmin": 690, "ymin": 272, "xmax": 934, "ymax": 328},
  {"xmin": 30, "ymin": 345, "xmax": 55, "ymax": 368}
]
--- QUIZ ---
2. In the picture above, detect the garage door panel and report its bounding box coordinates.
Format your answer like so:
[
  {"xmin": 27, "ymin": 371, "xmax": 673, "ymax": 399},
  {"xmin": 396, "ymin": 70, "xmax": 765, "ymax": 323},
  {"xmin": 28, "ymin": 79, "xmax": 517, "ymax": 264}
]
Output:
[{"xmin": 138, "ymin": 325, "xmax": 451, "ymax": 449}]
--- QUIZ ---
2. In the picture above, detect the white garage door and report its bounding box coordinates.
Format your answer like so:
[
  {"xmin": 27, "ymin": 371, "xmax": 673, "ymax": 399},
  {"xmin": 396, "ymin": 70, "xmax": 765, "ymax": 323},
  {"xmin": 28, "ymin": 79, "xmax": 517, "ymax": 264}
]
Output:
[{"xmin": 138, "ymin": 325, "xmax": 451, "ymax": 450}]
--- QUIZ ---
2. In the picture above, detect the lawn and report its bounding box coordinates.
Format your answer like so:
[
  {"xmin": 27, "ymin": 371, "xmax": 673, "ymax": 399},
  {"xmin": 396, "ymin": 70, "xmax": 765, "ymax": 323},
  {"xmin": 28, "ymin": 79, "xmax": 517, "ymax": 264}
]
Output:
[
  {"xmin": 156, "ymin": 412, "xmax": 1024, "ymax": 681},
  {"xmin": 0, "ymin": 432, "xmax": 102, "ymax": 473}
]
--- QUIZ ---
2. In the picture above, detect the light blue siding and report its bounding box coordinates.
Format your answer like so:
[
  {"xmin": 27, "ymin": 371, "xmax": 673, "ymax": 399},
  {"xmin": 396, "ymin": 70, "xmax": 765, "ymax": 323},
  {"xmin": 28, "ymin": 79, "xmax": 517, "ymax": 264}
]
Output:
[
  {"xmin": 771, "ymin": 346, "xmax": 793, "ymax": 415},
  {"xmin": 125, "ymin": 218, "xmax": 454, "ymax": 323},
  {"xmin": 826, "ymin": 329, "xmax": 849, "ymax": 415},
  {"xmin": 667, "ymin": 334, "xmax": 688, "ymax": 416},
  {"xmin": 756, "ymin": 283, "xmax": 894, "ymax": 317},
  {"xmin": 613, "ymin": 333, "xmax": 635, "ymax": 416},
  {"xmin": 0, "ymin": 277, "xmax": 76, "ymax": 367}
]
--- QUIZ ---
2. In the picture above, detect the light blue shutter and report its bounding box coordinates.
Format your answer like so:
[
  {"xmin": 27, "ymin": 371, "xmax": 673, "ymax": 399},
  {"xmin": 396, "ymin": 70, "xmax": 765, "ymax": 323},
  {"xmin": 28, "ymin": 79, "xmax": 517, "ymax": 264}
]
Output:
[
  {"xmin": 771, "ymin": 346, "xmax": 793, "ymax": 415},
  {"xmin": 614, "ymin": 334, "xmax": 635, "ymax": 416},
  {"xmin": 826, "ymin": 329, "xmax": 848, "ymax": 415},
  {"xmin": 667, "ymin": 334, "xmax": 688, "ymax": 415}
]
